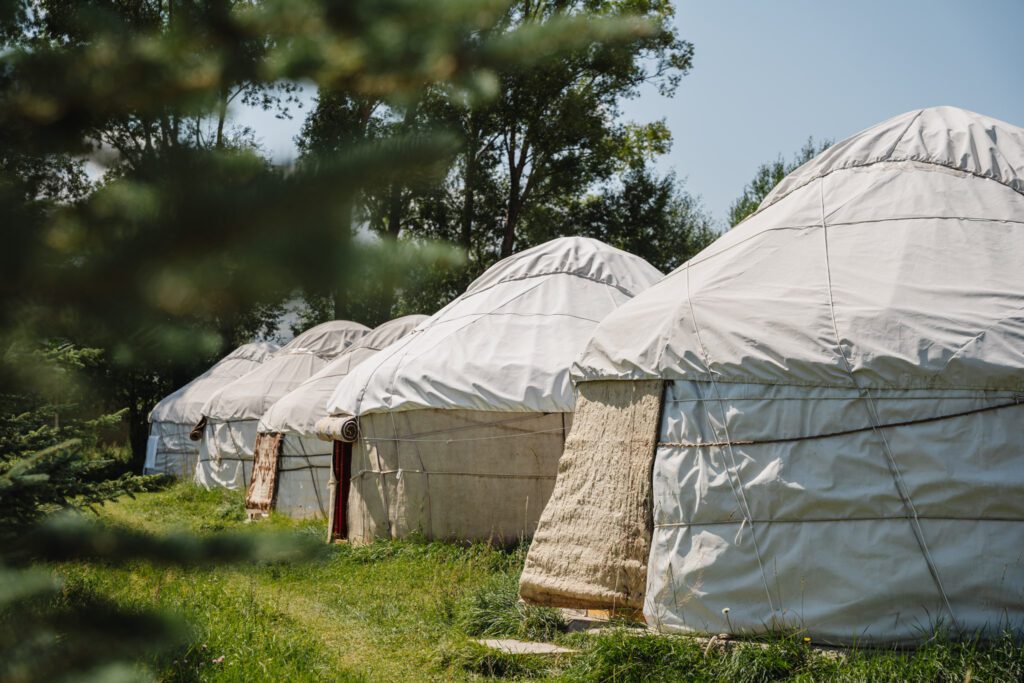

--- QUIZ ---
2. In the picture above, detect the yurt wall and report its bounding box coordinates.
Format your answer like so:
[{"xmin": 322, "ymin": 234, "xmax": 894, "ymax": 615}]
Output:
[
  {"xmin": 346, "ymin": 409, "xmax": 572, "ymax": 544},
  {"xmin": 195, "ymin": 320, "xmax": 369, "ymax": 490},
  {"xmin": 145, "ymin": 341, "xmax": 278, "ymax": 477},
  {"xmin": 320, "ymin": 237, "xmax": 665, "ymax": 544},
  {"xmin": 521, "ymin": 107, "xmax": 1024, "ymax": 645},
  {"xmin": 246, "ymin": 315, "xmax": 428, "ymax": 520}
]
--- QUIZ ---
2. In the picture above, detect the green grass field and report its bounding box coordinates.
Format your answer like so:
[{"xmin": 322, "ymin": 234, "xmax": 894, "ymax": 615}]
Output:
[{"xmin": 55, "ymin": 483, "xmax": 1023, "ymax": 682}]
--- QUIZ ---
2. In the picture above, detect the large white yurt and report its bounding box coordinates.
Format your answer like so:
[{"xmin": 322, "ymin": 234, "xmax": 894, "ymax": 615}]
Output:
[
  {"xmin": 317, "ymin": 237, "xmax": 663, "ymax": 544},
  {"xmin": 144, "ymin": 341, "xmax": 278, "ymax": 477},
  {"xmin": 246, "ymin": 314, "xmax": 428, "ymax": 521},
  {"xmin": 194, "ymin": 320, "xmax": 369, "ymax": 490},
  {"xmin": 520, "ymin": 107, "xmax": 1024, "ymax": 645}
]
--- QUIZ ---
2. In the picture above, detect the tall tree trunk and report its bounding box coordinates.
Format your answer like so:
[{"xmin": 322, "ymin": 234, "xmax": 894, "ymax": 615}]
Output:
[
  {"xmin": 501, "ymin": 128, "xmax": 531, "ymax": 258},
  {"xmin": 501, "ymin": 200, "xmax": 520, "ymax": 258},
  {"xmin": 128, "ymin": 401, "xmax": 148, "ymax": 473},
  {"xmin": 501, "ymin": 135, "xmax": 520, "ymax": 258},
  {"xmin": 215, "ymin": 88, "xmax": 228, "ymax": 149},
  {"xmin": 124, "ymin": 371, "xmax": 149, "ymax": 473},
  {"xmin": 502, "ymin": 157, "xmax": 523, "ymax": 258},
  {"xmin": 158, "ymin": 114, "xmax": 172, "ymax": 149},
  {"xmin": 384, "ymin": 185, "xmax": 403, "ymax": 240},
  {"xmin": 332, "ymin": 289, "xmax": 347, "ymax": 321},
  {"xmin": 375, "ymin": 101, "xmax": 419, "ymax": 319},
  {"xmin": 461, "ymin": 115, "xmax": 480, "ymax": 254},
  {"xmin": 383, "ymin": 103, "xmax": 419, "ymax": 239},
  {"xmin": 333, "ymin": 201, "xmax": 354, "ymax": 320}
]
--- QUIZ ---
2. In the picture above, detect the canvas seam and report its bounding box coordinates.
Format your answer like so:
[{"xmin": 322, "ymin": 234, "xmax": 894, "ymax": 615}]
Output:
[
  {"xmin": 755, "ymin": 109, "xmax": 1024, "ymax": 213},
  {"xmin": 818, "ymin": 176, "xmax": 959, "ymax": 631},
  {"xmin": 682, "ymin": 264, "xmax": 778, "ymax": 619}
]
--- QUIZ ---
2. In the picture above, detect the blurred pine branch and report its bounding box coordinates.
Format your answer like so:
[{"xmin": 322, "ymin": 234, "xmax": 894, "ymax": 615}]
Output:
[{"xmin": 0, "ymin": 1, "xmax": 664, "ymax": 679}]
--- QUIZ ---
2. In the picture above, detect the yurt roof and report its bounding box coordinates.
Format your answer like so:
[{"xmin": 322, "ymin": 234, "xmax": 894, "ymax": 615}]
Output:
[
  {"xmin": 574, "ymin": 106, "xmax": 1024, "ymax": 392},
  {"xmin": 325, "ymin": 237, "xmax": 664, "ymax": 417},
  {"xmin": 762, "ymin": 106, "xmax": 1024, "ymax": 211},
  {"xmin": 279, "ymin": 319, "xmax": 370, "ymax": 355},
  {"xmin": 148, "ymin": 341, "xmax": 278, "ymax": 425},
  {"xmin": 258, "ymin": 314, "xmax": 429, "ymax": 436},
  {"xmin": 200, "ymin": 320, "xmax": 369, "ymax": 422}
]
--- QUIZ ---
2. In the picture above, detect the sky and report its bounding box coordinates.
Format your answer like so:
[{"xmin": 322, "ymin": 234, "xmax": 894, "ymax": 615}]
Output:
[{"xmin": 236, "ymin": 0, "xmax": 1024, "ymax": 228}]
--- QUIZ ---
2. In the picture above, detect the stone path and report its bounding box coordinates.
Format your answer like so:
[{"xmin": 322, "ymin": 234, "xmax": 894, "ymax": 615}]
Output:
[{"xmin": 475, "ymin": 639, "xmax": 576, "ymax": 655}]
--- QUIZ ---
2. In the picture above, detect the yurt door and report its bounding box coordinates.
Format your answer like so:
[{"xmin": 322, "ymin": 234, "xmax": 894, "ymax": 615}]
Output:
[{"xmin": 330, "ymin": 441, "xmax": 352, "ymax": 540}]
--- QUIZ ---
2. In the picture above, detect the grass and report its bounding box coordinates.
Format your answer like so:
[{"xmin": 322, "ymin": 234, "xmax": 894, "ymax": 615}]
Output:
[
  {"xmin": 458, "ymin": 571, "xmax": 565, "ymax": 642},
  {"xmin": 437, "ymin": 638, "xmax": 558, "ymax": 679},
  {"xmin": 562, "ymin": 629, "xmax": 1024, "ymax": 682},
  {"xmin": 45, "ymin": 482, "xmax": 1024, "ymax": 681}
]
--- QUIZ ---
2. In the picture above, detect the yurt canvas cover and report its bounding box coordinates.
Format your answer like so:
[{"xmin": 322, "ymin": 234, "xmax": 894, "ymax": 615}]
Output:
[
  {"xmin": 144, "ymin": 342, "xmax": 278, "ymax": 477},
  {"xmin": 246, "ymin": 315, "xmax": 428, "ymax": 520},
  {"xmin": 521, "ymin": 107, "xmax": 1024, "ymax": 644},
  {"xmin": 195, "ymin": 320, "xmax": 369, "ymax": 489},
  {"xmin": 319, "ymin": 237, "xmax": 663, "ymax": 543}
]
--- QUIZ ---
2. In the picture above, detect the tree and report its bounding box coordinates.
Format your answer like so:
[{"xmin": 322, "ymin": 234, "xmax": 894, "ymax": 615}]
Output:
[
  {"xmin": 420, "ymin": 0, "xmax": 694, "ymax": 262},
  {"xmin": 489, "ymin": 0, "xmax": 690, "ymax": 259},
  {"xmin": 728, "ymin": 137, "xmax": 832, "ymax": 227},
  {"xmin": 25, "ymin": 0, "xmax": 303, "ymax": 173},
  {"xmin": 0, "ymin": 1, "xmax": 663, "ymax": 677},
  {"xmin": 557, "ymin": 167, "xmax": 716, "ymax": 273},
  {"xmin": 0, "ymin": 342, "xmax": 156, "ymax": 525},
  {"xmin": 297, "ymin": 92, "xmax": 441, "ymax": 322},
  {"xmin": 3, "ymin": 2, "xmax": 304, "ymax": 467},
  {"xmin": 295, "ymin": 0, "xmax": 694, "ymax": 310}
]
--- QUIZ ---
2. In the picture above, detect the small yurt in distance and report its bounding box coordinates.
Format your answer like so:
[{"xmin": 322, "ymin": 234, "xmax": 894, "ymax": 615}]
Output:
[
  {"xmin": 246, "ymin": 314, "xmax": 428, "ymax": 521},
  {"xmin": 316, "ymin": 237, "xmax": 664, "ymax": 544},
  {"xmin": 144, "ymin": 341, "xmax": 278, "ymax": 477},
  {"xmin": 520, "ymin": 107, "xmax": 1024, "ymax": 645},
  {"xmin": 194, "ymin": 320, "xmax": 369, "ymax": 490}
]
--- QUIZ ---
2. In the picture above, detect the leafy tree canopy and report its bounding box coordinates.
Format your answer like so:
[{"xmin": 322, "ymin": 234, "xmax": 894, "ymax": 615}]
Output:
[
  {"xmin": 728, "ymin": 137, "xmax": 832, "ymax": 227},
  {"xmin": 298, "ymin": 0, "xmax": 700, "ymax": 312},
  {"xmin": 0, "ymin": 1, "xmax": 665, "ymax": 678},
  {"xmin": 535, "ymin": 167, "xmax": 715, "ymax": 273}
]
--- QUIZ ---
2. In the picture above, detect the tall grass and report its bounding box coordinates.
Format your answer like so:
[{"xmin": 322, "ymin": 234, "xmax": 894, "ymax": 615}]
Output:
[
  {"xmin": 58, "ymin": 563, "xmax": 352, "ymax": 682},
  {"xmin": 562, "ymin": 629, "xmax": 1024, "ymax": 683},
  {"xmin": 46, "ymin": 482, "xmax": 1024, "ymax": 682},
  {"xmin": 437, "ymin": 639, "xmax": 557, "ymax": 680},
  {"xmin": 458, "ymin": 567, "xmax": 565, "ymax": 642}
]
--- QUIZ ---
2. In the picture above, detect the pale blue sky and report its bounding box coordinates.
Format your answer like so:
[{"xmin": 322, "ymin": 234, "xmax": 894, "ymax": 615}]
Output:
[{"xmin": 237, "ymin": 0, "xmax": 1024, "ymax": 227}]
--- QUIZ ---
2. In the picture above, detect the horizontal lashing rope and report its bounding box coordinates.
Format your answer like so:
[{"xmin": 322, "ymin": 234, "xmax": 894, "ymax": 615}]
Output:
[
  {"xmin": 362, "ymin": 411, "xmax": 557, "ymax": 439},
  {"xmin": 278, "ymin": 464, "xmax": 331, "ymax": 472},
  {"xmin": 664, "ymin": 393, "xmax": 1019, "ymax": 403},
  {"xmin": 362, "ymin": 427, "xmax": 568, "ymax": 444},
  {"xmin": 659, "ymin": 398, "xmax": 1022, "ymax": 449},
  {"xmin": 655, "ymin": 514, "xmax": 1024, "ymax": 529},
  {"xmin": 351, "ymin": 468, "xmax": 555, "ymax": 481}
]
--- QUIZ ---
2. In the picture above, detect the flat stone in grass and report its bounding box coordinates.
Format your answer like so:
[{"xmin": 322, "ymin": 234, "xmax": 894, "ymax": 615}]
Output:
[{"xmin": 476, "ymin": 639, "xmax": 575, "ymax": 655}]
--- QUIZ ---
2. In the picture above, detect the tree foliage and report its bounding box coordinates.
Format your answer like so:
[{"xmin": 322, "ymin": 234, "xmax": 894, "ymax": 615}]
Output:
[
  {"xmin": 557, "ymin": 168, "xmax": 716, "ymax": 273},
  {"xmin": 728, "ymin": 137, "xmax": 832, "ymax": 227},
  {"xmin": 297, "ymin": 0, "xmax": 701, "ymax": 311},
  {"xmin": 0, "ymin": 343, "xmax": 158, "ymax": 533},
  {"xmin": 0, "ymin": 0, "xmax": 670, "ymax": 678},
  {"xmin": 484, "ymin": 0, "xmax": 691, "ymax": 259}
]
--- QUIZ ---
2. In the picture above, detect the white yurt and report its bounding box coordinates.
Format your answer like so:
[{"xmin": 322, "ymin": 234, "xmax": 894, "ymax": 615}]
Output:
[
  {"xmin": 194, "ymin": 320, "xmax": 369, "ymax": 490},
  {"xmin": 520, "ymin": 107, "xmax": 1024, "ymax": 644},
  {"xmin": 246, "ymin": 314, "xmax": 428, "ymax": 521},
  {"xmin": 144, "ymin": 341, "xmax": 278, "ymax": 477},
  {"xmin": 316, "ymin": 236, "xmax": 663, "ymax": 544}
]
